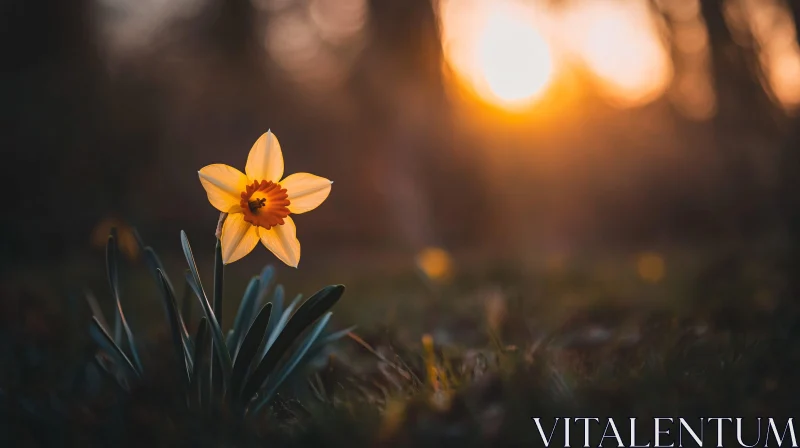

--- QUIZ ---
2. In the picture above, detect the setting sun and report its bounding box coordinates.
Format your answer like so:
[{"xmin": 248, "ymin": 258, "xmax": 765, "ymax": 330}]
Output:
[
  {"xmin": 475, "ymin": 10, "xmax": 554, "ymax": 105},
  {"xmin": 439, "ymin": 0, "xmax": 554, "ymax": 109},
  {"xmin": 439, "ymin": 0, "xmax": 675, "ymax": 111}
]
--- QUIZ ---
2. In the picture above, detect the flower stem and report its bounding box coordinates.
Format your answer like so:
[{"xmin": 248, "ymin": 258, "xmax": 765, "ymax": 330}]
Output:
[
  {"xmin": 211, "ymin": 230, "xmax": 225, "ymax": 404},
  {"xmin": 215, "ymin": 212, "xmax": 228, "ymax": 239}
]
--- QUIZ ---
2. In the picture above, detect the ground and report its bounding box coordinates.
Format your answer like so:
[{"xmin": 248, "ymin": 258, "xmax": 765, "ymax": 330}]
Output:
[{"xmin": 1, "ymin": 239, "xmax": 798, "ymax": 447}]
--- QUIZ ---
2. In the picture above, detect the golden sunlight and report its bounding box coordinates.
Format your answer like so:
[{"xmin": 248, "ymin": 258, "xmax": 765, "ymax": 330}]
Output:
[
  {"xmin": 561, "ymin": 1, "xmax": 673, "ymax": 107},
  {"xmin": 475, "ymin": 9, "xmax": 554, "ymax": 104},
  {"xmin": 745, "ymin": 0, "xmax": 800, "ymax": 109},
  {"xmin": 439, "ymin": 0, "xmax": 554, "ymax": 109},
  {"xmin": 440, "ymin": 0, "xmax": 673, "ymax": 111}
]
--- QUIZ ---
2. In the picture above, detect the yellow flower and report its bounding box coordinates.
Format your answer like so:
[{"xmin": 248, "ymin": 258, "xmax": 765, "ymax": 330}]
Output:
[{"xmin": 197, "ymin": 130, "xmax": 332, "ymax": 266}]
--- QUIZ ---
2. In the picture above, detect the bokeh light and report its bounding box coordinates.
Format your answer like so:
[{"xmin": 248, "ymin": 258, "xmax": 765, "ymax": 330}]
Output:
[
  {"xmin": 660, "ymin": 0, "xmax": 717, "ymax": 120},
  {"xmin": 561, "ymin": 0, "xmax": 674, "ymax": 107},
  {"xmin": 261, "ymin": 0, "xmax": 367, "ymax": 91},
  {"xmin": 439, "ymin": 0, "xmax": 555, "ymax": 109},
  {"xmin": 440, "ymin": 0, "xmax": 674, "ymax": 110},
  {"xmin": 745, "ymin": 0, "xmax": 800, "ymax": 109},
  {"xmin": 474, "ymin": 8, "xmax": 554, "ymax": 105},
  {"xmin": 98, "ymin": 0, "xmax": 206, "ymax": 53},
  {"xmin": 636, "ymin": 252, "xmax": 666, "ymax": 284},
  {"xmin": 416, "ymin": 247, "xmax": 454, "ymax": 283}
]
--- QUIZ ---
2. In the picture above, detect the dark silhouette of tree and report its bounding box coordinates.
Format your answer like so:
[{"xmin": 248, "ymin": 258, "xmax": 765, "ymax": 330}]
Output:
[{"xmin": 345, "ymin": 0, "xmax": 490, "ymax": 251}]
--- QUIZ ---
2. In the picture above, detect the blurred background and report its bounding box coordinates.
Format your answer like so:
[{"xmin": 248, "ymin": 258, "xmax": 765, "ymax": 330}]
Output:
[{"xmin": 2, "ymin": 0, "xmax": 800, "ymax": 335}]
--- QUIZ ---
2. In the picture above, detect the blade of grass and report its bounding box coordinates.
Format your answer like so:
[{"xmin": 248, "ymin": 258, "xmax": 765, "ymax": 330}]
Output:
[
  {"xmin": 181, "ymin": 232, "xmax": 232, "ymax": 391},
  {"xmin": 84, "ymin": 289, "xmax": 110, "ymax": 332},
  {"xmin": 190, "ymin": 318, "xmax": 211, "ymax": 410},
  {"xmin": 142, "ymin": 247, "xmax": 193, "ymax": 351},
  {"xmin": 184, "ymin": 270, "xmax": 232, "ymax": 391},
  {"xmin": 89, "ymin": 316, "xmax": 140, "ymax": 380},
  {"xmin": 143, "ymin": 248, "xmax": 194, "ymax": 370},
  {"xmin": 108, "ymin": 230, "xmax": 122, "ymax": 344},
  {"xmin": 106, "ymin": 230, "xmax": 143, "ymax": 373},
  {"xmin": 181, "ymin": 270, "xmax": 193, "ymax": 328},
  {"xmin": 305, "ymin": 325, "xmax": 357, "ymax": 361},
  {"xmin": 347, "ymin": 332, "xmax": 419, "ymax": 385},
  {"xmin": 156, "ymin": 268, "xmax": 190, "ymax": 387}
]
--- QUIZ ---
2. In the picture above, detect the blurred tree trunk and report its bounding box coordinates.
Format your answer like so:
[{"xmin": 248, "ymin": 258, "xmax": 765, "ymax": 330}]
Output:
[
  {"xmin": 698, "ymin": 0, "xmax": 785, "ymax": 238},
  {"xmin": 354, "ymin": 0, "xmax": 463, "ymax": 254}
]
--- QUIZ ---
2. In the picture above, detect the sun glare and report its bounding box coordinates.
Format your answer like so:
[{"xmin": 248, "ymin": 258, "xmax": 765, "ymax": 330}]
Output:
[
  {"xmin": 563, "ymin": 1, "xmax": 673, "ymax": 107},
  {"xmin": 440, "ymin": 0, "xmax": 554, "ymax": 109},
  {"xmin": 440, "ymin": 0, "xmax": 674, "ymax": 111},
  {"xmin": 475, "ymin": 10, "xmax": 554, "ymax": 105}
]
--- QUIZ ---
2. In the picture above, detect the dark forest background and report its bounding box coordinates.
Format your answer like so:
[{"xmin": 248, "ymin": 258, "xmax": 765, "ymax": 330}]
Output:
[{"xmin": 1, "ymin": 0, "xmax": 800, "ymax": 306}]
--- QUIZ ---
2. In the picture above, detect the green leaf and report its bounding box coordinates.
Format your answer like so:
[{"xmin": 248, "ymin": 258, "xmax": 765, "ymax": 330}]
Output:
[
  {"xmin": 180, "ymin": 231, "xmax": 207, "ymax": 303},
  {"xmin": 181, "ymin": 270, "xmax": 193, "ymax": 328},
  {"xmin": 248, "ymin": 312, "xmax": 333, "ymax": 416},
  {"xmin": 261, "ymin": 290, "xmax": 300, "ymax": 359},
  {"xmin": 184, "ymin": 270, "xmax": 233, "ymax": 392},
  {"xmin": 255, "ymin": 265, "xmax": 276, "ymax": 309},
  {"xmin": 107, "ymin": 229, "xmax": 122, "ymax": 344},
  {"xmin": 190, "ymin": 318, "xmax": 211, "ymax": 410},
  {"xmin": 142, "ymin": 247, "xmax": 176, "ymax": 301},
  {"xmin": 131, "ymin": 226, "xmax": 146, "ymax": 252},
  {"xmin": 84, "ymin": 290, "xmax": 110, "ymax": 332},
  {"xmin": 156, "ymin": 268, "xmax": 190, "ymax": 387},
  {"xmin": 229, "ymin": 276, "xmax": 261, "ymax": 355},
  {"xmin": 143, "ymin": 247, "xmax": 194, "ymax": 370},
  {"xmin": 143, "ymin": 247, "xmax": 192, "ymax": 345},
  {"xmin": 106, "ymin": 231, "xmax": 143, "ymax": 373},
  {"xmin": 295, "ymin": 325, "xmax": 356, "ymax": 376},
  {"xmin": 308, "ymin": 325, "xmax": 357, "ymax": 360},
  {"xmin": 230, "ymin": 303, "xmax": 272, "ymax": 401},
  {"xmin": 180, "ymin": 232, "xmax": 233, "ymax": 391},
  {"xmin": 211, "ymin": 238, "xmax": 225, "ymax": 399},
  {"xmin": 241, "ymin": 285, "xmax": 345, "ymax": 403},
  {"xmin": 89, "ymin": 316, "xmax": 140, "ymax": 380}
]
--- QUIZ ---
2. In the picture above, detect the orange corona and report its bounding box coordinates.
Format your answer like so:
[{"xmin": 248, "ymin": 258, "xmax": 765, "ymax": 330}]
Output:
[{"xmin": 240, "ymin": 180, "xmax": 291, "ymax": 230}]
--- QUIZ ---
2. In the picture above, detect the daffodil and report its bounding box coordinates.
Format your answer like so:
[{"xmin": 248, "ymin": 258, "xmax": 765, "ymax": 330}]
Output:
[{"xmin": 198, "ymin": 130, "xmax": 332, "ymax": 266}]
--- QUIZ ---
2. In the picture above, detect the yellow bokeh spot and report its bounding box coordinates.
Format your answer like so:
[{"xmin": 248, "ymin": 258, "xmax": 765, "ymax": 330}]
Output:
[
  {"xmin": 416, "ymin": 247, "xmax": 454, "ymax": 282},
  {"xmin": 636, "ymin": 252, "xmax": 665, "ymax": 283},
  {"xmin": 91, "ymin": 218, "xmax": 140, "ymax": 261},
  {"xmin": 377, "ymin": 399, "xmax": 407, "ymax": 441}
]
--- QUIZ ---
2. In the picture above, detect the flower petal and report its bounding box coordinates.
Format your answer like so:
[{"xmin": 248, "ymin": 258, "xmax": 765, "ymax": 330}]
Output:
[
  {"xmin": 245, "ymin": 130, "xmax": 284, "ymax": 182},
  {"xmin": 198, "ymin": 164, "xmax": 248, "ymax": 213},
  {"xmin": 281, "ymin": 172, "xmax": 333, "ymax": 214},
  {"xmin": 258, "ymin": 216, "xmax": 300, "ymax": 267},
  {"xmin": 220, "ymin": 213, "xmax": 260, "ymax": 264}
]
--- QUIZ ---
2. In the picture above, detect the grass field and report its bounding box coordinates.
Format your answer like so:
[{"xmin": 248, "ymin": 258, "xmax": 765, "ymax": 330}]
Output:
[{"xmin": 2, "ymin": 237, "xmax": 798, "ymax": 447}]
